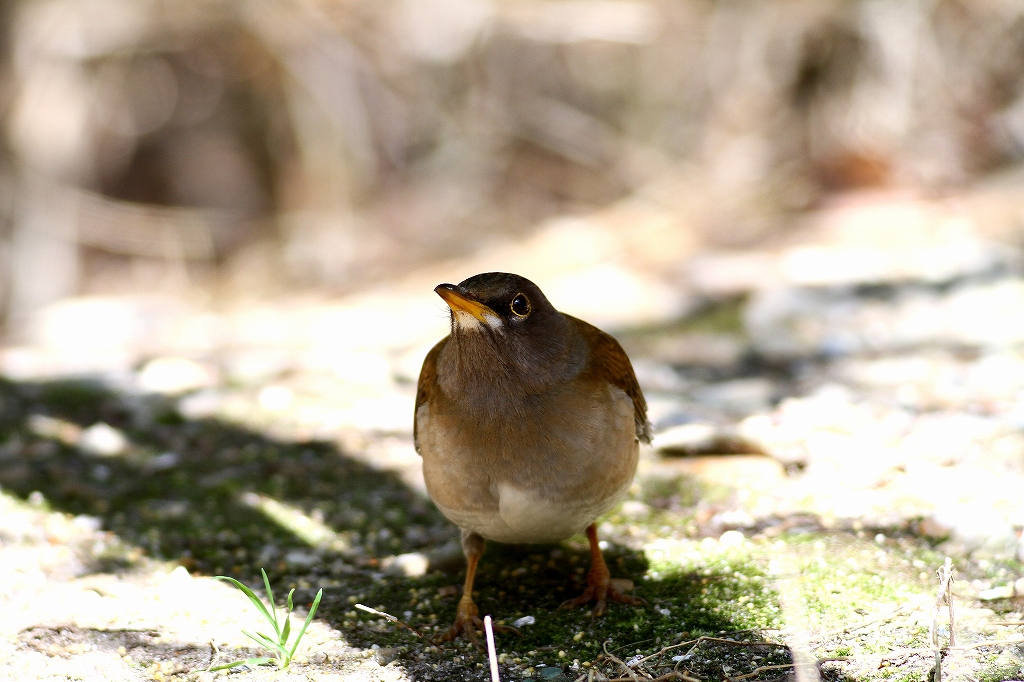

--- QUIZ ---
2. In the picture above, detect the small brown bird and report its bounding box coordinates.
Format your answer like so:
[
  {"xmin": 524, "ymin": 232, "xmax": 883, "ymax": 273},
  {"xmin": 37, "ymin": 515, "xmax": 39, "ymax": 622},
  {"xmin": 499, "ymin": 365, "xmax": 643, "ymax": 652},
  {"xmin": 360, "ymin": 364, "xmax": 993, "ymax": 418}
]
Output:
[{"xmin": 414, "ymin": 272, "xmax": 650, "ymax": 642}]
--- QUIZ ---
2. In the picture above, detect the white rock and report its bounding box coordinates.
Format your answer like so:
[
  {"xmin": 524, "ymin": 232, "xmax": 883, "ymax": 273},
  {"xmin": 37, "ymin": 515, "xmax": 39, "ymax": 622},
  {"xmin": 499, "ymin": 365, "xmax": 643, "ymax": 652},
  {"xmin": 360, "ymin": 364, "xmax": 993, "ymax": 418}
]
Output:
[
  {"xmin": 138, "ymin": 357, "xmax": 217, "ymax": 394},
  {"xmin": 79, "ymin": 423, "xmax": 127, "ymax": 457},
  {"xmin": 384, "ymin": 552, "xmax": 429, "ymax": 578},
  {"xmin": 284, "ymin": 550, "xmax": 318, "ymax": 567},
  {"xmin": 719, "ymin": 530, "xmax": 745, "ymax": 547},
  {"xmin": 167, "ymin": 565, "xmax": 192, "ymax": 583},
  {"xmin": 257, "ymin": 385, "xmax": 294, "ymax": 411},
  {"xmin": 177, "ymin": 389, "xmax": 224, "ymax": 419},
  {"xmin": 978, "ymin": 584, "xmax": 1015, "ymax": 601},
  {"xmin": 619, "ymin": 501, "xmax": 651, "ymax": 519},
  {"xmin": 651, "ymin": 423, "xmax": 717, "ymax": 452},
  {"xmin": 692, "ymin": 378, "xmax": 774, "ymax": 415}
]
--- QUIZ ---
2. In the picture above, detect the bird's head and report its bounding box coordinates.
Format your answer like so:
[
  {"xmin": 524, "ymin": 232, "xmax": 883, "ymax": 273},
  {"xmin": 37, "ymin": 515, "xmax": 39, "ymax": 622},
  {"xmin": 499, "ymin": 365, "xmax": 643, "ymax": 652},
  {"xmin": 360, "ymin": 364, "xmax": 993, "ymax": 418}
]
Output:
[{"xmin": 434, "ymin": 272, "xmax": 581, "ymax": 394}]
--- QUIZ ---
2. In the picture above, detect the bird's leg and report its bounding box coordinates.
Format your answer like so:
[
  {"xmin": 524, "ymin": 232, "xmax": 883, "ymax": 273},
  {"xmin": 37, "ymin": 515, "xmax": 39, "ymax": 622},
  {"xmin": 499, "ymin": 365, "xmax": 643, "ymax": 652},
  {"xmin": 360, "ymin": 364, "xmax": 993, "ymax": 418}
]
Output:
[
  {"xmin": 560, "ymin": 523, "xmax": 646, "ymax": 617},
  {"xmin": 436, "ymin": 530, "xmax": 521, "ymax": 645},
  {"xmin": 437, "ymin": 530, "xmax": 485, "ymax": 644}
]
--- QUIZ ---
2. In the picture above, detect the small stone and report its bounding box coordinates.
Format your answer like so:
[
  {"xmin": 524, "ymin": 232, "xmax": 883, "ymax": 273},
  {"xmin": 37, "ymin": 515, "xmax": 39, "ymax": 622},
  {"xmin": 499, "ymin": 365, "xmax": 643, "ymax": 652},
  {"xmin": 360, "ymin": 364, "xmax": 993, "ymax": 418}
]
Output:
[
  {"xmin": 27, "ymin": 414, "xmax": 81, "ymax": 444},
  {"xmin": 72, "ymin": 515, "xmax": 102, "ymax": 532},
  {"xmin": 373, "ymin": 647, "xmax": 400, "ymax": 665},
  {"xmin": 427, "ymin": 542, "xmax": 466, "ymax": 573},
  {"xmin": 384, "ymin": 552, "xmax": 429, "ymax": 578},
  {"xmin": 917, "ymin": 516, "xmax": 952, "ymax": 540},
  {"xmin": 692, "ymin": 378, "xmax": 776, "ymax": 415},
  {"xmin": 138, "ymin": 357, "xmax": 217, "ymax": 394},
  {"xmin": 167, "ymin": 565, "xmax": 191, "ymax": 583},
  {"xmin": 619, "ymin": 501, "xmax": 650, "ymax": 519},
  {"xmin": 258, "ymin": 385, "xmax": 294, "ymax": 411},
  {"xmin": 512, "ymin": 615, "xmax": 535, "ymax": 628},
  {"xmin": 719, "ymin": 530, "xmax": 745, "ymax": 547},
  {"xmin": 651, "ymin": 423, "xmax": 717, "ymax": 453},
  {"xmin": 978, "ymin": 584, "xmax": 1015, "ymax": 601},
  {"xmin": 147, "ymin": 452, "xmax": 180, "ymax": 471},
  {"xmin": 176, "ymin": 389, "xmax": 224, "ymax": 419},
  {"xmin": 79, "ymin": 423, "xmax": 127, "ymax": 457},
  {"xmin": 284, "ymin": 550, "xmax": 317, "ymax": 567}
]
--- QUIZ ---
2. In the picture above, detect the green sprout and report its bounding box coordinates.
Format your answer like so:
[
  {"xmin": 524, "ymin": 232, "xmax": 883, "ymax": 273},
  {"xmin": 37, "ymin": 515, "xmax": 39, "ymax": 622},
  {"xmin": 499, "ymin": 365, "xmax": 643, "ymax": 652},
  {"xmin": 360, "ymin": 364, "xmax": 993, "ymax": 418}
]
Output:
[{"xmin": 210, "ymin": 568, "xmax": 323, "ymax": 670}]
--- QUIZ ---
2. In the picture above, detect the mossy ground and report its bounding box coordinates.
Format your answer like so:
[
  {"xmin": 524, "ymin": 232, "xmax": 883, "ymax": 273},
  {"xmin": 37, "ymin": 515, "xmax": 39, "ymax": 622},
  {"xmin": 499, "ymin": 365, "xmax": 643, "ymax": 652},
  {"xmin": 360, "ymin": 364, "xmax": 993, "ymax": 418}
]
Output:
[{"xmin": 1, "ymin": 378, "xmax": 1023, "ymax": 681}]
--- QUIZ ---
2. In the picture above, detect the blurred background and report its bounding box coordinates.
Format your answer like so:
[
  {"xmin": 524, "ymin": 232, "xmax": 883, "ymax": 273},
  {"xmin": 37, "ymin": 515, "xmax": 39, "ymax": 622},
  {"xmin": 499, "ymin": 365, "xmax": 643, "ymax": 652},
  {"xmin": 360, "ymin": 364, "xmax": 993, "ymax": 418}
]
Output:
[
  {"xmin": 3, "ymin": 0, "xmax": 1024, "ymax": 328},
  {"xmin": 2, "ymin": 0, "xmax": 1024, "ymax": 555}
]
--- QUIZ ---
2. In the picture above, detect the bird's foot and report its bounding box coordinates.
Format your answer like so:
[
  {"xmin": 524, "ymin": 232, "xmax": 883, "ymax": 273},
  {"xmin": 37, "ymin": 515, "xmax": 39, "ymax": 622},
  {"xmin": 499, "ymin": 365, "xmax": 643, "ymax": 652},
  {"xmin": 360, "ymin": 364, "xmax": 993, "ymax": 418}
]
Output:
[
  {"xmin": 560, "ymin": 567, "xmax": 646, "ymax": 617},
  {"xmin": 434, "ymin": 596, "xmax": 520, "ymax": 647}
]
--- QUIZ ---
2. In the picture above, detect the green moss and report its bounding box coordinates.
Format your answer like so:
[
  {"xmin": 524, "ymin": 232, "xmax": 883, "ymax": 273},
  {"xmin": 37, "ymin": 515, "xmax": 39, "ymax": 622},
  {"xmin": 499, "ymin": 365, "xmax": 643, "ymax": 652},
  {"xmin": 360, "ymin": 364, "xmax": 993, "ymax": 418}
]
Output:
[{"xmin": 979, "ymin": 663, "xmax": 1024, "ymax": 682}]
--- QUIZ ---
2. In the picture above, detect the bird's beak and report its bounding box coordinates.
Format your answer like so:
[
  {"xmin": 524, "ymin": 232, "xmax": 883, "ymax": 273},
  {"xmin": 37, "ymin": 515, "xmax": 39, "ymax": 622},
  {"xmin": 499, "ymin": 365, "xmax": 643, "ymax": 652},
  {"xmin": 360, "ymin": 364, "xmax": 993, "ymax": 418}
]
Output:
[{"xmin": 435, "ymin": 284, "xmax": 497, "ymax": 324}]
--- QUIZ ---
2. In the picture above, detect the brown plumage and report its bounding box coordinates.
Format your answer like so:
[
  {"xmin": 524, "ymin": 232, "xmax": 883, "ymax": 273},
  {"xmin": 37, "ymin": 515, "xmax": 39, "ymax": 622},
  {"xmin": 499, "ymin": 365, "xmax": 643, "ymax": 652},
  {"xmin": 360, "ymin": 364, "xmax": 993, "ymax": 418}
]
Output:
[{"xmin": 414, "ymin": 272, "xmax": 649, "ymax": 643}]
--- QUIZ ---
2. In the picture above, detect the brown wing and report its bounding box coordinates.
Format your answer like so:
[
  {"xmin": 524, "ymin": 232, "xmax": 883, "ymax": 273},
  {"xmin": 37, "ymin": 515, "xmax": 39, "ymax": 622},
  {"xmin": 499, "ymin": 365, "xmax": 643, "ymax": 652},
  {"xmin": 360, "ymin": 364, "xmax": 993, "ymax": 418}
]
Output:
[
  {"xmin": 567, "ymin": 315, "xmax": 651, "ymax": 444},
  {"xmin": 413, "ymin": 336, "xmax": 448, "ymax": 454}
]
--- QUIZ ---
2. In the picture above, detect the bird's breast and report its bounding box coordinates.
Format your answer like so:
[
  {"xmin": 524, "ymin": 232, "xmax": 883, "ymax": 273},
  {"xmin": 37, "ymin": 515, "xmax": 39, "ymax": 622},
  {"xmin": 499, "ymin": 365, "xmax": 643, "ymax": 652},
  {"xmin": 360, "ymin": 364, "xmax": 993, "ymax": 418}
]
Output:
[{"xmin": 416, "ymin": 379, "xmax": 639, "ymax": 544}]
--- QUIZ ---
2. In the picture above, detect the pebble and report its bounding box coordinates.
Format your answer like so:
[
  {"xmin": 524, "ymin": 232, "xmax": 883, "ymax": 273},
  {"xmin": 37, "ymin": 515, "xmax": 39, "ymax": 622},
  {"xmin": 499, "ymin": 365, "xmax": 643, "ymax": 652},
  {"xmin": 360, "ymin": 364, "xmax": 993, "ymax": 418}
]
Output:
[
  {"xmin": 383, "ymin": 552, "xmax": 429, "ymax": 578},
  {"xmin": 978, "ymin": 579, "xmax": 1024, "ymax": 601},
  {"xmin": 651, "ymin": 423, "xmax": 720, "ymax": 453},
  {"xmin": 137, "ymin": 357, "xmax": 217, "ymax": 394},
  {"xmin": 78, "ymin": 423, "xmax": 127, "ymax": 457},
  {"xmin": 719, "ymin": 530, "xmax": 745, "ymax": 547},
  {"xmin": 284, "ymin": 550, "xmax": 318, "ymax": 568},
  {"xmin": 373, "ymin": 647, "xmax": 401, "ymax": 665},
  {"xmin": 691, "ymin": 378, "xmax": 775, "ymax": 415},
  {"xmin": 619, "ymin": 501, "xmax": 651, "ymax": 519}
]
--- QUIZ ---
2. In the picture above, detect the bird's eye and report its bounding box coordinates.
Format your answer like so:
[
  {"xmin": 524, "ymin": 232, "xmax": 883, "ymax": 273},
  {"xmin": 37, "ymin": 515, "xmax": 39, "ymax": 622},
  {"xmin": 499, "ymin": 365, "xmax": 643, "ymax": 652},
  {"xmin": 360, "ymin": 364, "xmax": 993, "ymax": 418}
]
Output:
[{"xmin": 510, "ymin": 293, "xmax": 531, "ymax": 317}]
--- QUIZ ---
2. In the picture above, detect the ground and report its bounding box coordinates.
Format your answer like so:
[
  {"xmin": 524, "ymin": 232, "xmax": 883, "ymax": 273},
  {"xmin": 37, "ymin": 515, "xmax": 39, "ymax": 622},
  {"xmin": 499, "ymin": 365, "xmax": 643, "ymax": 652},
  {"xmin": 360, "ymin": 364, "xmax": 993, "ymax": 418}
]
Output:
[{"xmin": 3, "ymin": 193, "xmax": 1024, "ymax": 681}]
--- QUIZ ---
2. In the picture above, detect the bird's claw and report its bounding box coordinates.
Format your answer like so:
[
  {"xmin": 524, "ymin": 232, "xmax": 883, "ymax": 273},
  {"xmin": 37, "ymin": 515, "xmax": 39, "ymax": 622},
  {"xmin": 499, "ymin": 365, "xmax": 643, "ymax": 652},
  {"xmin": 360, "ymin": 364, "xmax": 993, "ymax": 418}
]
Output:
[
  {"xmin": 434, "ymin": 597, "xmax": 521, "ymax": 647},
  {"xmin": 560, "ymin": 575, "xmax": 646, "ymax": 617}
]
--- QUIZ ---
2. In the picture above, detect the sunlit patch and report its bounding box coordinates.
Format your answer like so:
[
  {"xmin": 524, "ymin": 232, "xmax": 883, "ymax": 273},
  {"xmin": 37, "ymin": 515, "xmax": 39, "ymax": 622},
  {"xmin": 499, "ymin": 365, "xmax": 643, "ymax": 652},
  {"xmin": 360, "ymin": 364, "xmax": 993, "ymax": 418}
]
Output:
[{"xmin": 239, "ymin": 492, "xmax": 351, "ymax": 553}]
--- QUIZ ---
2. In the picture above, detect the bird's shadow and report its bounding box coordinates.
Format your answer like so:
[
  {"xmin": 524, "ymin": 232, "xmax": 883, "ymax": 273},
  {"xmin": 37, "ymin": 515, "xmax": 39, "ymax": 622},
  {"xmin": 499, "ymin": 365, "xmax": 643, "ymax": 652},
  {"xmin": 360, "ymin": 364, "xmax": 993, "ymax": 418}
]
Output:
[{"xmin": 0, "ymin": 376, "xmax": 772, "ymax": 680}]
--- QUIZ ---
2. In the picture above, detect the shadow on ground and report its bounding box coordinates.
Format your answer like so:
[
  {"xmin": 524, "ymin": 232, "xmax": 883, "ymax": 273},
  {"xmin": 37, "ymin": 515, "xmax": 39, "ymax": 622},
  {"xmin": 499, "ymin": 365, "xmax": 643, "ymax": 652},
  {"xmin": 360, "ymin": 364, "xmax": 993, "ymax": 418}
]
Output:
[{"xmin": 0, "ymin": 377, "xmax": 790, "ymax": 681}]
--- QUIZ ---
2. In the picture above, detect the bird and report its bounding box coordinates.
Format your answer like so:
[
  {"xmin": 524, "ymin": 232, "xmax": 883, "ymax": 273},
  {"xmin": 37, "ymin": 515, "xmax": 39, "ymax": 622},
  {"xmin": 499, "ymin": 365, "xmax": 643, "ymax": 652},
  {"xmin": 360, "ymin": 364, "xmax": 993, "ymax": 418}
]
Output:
[{"xmin": 414, "ymin": 271, "xmax": 650, "ymax": 643}]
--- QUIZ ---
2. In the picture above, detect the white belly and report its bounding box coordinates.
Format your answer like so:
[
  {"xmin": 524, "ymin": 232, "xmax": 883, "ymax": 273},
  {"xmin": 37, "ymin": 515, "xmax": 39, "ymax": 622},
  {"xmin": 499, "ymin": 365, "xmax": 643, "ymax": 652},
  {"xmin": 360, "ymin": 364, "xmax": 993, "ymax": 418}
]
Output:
[{"xmin": 435, "ymin": 482, "xmax": 627, "ymax": 544}]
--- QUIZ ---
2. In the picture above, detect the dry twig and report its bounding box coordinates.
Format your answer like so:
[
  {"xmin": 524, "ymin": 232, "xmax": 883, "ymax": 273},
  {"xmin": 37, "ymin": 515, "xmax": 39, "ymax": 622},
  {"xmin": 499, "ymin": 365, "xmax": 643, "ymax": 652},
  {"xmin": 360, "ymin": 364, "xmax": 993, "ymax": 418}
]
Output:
[
  {"xmin": 930, "ymin": 557, "xmax": 956, "ymax": 682},
  {"xmin": 354, "ymin": 603, "xmax": 429, "ymax": 640},
  {"xmin": 603, "ymin": 640, "xmax": 643, "ymax": 682}
]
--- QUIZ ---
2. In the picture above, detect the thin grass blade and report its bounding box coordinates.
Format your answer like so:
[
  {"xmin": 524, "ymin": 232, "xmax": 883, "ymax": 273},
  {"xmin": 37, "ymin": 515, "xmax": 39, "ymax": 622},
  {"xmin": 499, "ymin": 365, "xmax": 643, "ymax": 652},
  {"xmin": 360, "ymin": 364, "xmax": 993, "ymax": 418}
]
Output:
[
  {"xmin": 261, "ymin": 568, "xmax": 282, "ymax": 638},
  {"xmin": 281, "ymin": 613, "xmax": 291, "ymax": 645},
  {"xmin": 214, "ymin": 576, "xmax": 276, "ymax": 627},
  {"xmin": 244, "ymin": 629, "xmax": 289, "ymax": 657},
  {"xmin": 209, "ymin": 657, "xmax": 276, "ymax": 671},
  {"xmin": 289, "ymin": 588, "xmax": 323, "ymax": 658}
]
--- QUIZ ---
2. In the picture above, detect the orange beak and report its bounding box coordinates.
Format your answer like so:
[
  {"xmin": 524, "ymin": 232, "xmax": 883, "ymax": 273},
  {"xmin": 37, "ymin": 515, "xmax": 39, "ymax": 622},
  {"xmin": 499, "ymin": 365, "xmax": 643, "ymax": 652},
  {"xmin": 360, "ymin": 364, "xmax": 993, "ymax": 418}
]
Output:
[{"xmin": 435, "ymin": 284, "xmax": 498, "ymax": 324}]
